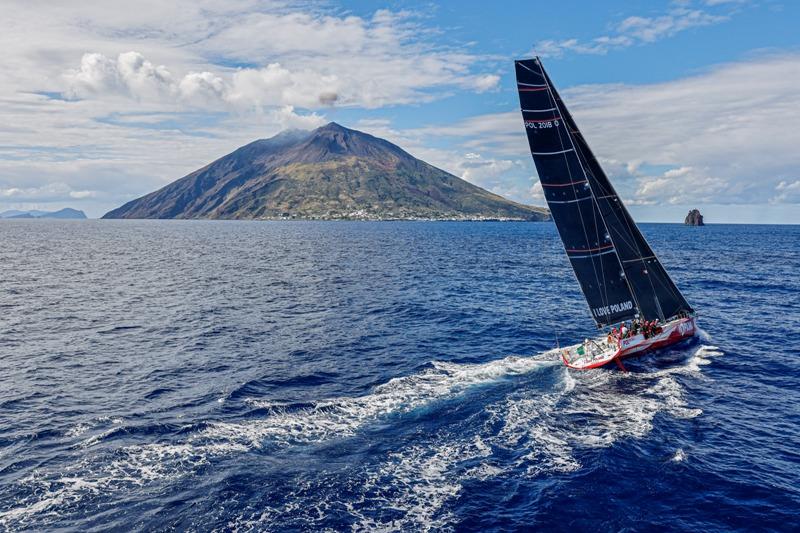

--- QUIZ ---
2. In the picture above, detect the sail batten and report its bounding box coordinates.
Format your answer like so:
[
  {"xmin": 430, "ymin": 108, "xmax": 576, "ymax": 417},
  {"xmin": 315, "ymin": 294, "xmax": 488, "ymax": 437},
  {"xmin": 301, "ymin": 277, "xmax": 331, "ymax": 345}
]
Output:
[{"xmin": 515, "ymin": 57, "xmax": 693, "ymax": 327}]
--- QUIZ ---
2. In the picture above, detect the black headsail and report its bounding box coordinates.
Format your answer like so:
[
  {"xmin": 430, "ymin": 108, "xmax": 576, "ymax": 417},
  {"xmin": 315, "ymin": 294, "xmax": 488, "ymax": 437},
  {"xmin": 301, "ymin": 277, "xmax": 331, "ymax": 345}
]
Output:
[{"xmin": 515, "ymin": 57, "xmax": 693, "ymax": 327}]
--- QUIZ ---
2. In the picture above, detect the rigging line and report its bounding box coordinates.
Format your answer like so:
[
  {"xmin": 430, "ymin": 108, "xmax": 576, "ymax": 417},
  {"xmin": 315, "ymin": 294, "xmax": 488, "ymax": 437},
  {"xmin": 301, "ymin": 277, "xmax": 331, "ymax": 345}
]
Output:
[
  {"xmin": 565, "ymin": 105, "xmax": 678, "ymax": 320},
  {"xmin": 571, "ymin": 141, "xmax": 639, "ymax": 254},
  {"xmin": 522, "ymin": 62, "xmax": 603, "ymax": 326},
  {"xmin": 567, "ymin": 244, "xmax": 614, "ymax": 252},
  {"xmin": 547, "ymin": 196, "xmax": 592, "ymax": 204},
  {"xmin": 573, "ymin": 140, "xmax": 648, "ymax": 314},
  {"xmin": 576, "ymin": 127, "xmax": 677, "ymax": 316},
  {"xmin": 517, "ymin": 61, "xmax": 546, "ymax": 79},
  {"xmin": 623, "ymin": 255, "xmax": 656, "ymax": 263},
  {"xmin": 541, "ymin": 65, "xmax": 627, "ymax": 320},
  {"xmin": 541, "ymin": 179, "xmax": 587, "ymax": 187},
  {"xmin": 540, "ymin": 61, "xmax": 614, "ymax": 323},
  {"xmin": 531, "ymin": 148, "xmax": 574, "ymax": 155},
  {"xmin": 569, "ymin": 249, "xmax": 617, "ymax": 259},
  {"xmin": 549, "ymin": 97, "xmax": 623, "ymax": 319},
  {"xmin": 562, "ymin": 105, "xmax": 644, "ymax": 264},
  {"xmin": 563, "ymin": 109, "xmax": 646, "ymax": 252}
]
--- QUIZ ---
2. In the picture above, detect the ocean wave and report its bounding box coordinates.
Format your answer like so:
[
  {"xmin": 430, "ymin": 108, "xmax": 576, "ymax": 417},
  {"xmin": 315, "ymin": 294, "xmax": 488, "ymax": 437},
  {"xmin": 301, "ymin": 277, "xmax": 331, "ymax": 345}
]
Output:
[
  {"xmin": 0, "ymin": 344, "xmax": 716, "ymax": 530},
  {"xmin": 0, "ymin": 351, "xmax": 558, "ymax": 528},
  {"xmin": 220, "ymin": 345, "xmax": 720, "ymax": 531}
]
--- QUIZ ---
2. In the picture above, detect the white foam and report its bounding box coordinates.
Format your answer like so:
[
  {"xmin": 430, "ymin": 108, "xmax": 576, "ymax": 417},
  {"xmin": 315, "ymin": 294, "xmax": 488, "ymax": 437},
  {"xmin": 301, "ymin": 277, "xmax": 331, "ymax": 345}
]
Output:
[
  {"xmin": 2, "ymin": 342, "xmax": 716, "ymax": 529},
  {"xmin": 349, "ymin": 439, "xmax": 485, "ymax": 532},
  {"xmin": 672, "ymin": 448, "xmax": 687, "ymax": 462},
  {"xmin": 1, "ymin": 352, "xmax": 557, "ymax": 528},
  {"xmin": 65, "ymin": 423, "xmax": 92, "ymax": 438},
  {"xmin": 207, "ymin": 352, "xmax": 559, "ymax": 447},
  {"xmin": 226, "ymin": 343, "xmax": 717, "ymax": 529}
]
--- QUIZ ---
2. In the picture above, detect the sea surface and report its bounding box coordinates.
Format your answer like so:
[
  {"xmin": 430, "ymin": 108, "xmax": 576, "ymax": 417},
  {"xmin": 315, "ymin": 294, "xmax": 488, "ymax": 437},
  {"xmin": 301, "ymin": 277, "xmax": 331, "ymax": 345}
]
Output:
[{"xmin": 0, "ymin": 220, "xmax": 798, "ymax": 531}]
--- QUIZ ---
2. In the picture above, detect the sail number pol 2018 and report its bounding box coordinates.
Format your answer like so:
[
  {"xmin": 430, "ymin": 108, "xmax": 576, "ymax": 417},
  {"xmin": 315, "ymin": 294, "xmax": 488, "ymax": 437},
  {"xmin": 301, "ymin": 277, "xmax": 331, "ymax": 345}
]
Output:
[{"xmin": 525, "ymin": 119, "xmax": 560, "ymax": 129}]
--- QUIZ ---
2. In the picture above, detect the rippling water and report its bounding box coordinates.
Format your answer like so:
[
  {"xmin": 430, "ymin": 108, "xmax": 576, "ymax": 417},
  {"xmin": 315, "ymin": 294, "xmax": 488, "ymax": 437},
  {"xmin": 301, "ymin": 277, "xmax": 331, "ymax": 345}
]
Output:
[{"xmin": 0, "ymin": 220, "xmax": 798, "ymax": 531}]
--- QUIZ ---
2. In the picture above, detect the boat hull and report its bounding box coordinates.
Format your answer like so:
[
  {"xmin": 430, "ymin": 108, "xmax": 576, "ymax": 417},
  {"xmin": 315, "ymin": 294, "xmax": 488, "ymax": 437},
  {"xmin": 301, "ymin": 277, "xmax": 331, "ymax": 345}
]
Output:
[{"xmin": 561, "ymin": 317, "xmax": 696, "ymax": 370}]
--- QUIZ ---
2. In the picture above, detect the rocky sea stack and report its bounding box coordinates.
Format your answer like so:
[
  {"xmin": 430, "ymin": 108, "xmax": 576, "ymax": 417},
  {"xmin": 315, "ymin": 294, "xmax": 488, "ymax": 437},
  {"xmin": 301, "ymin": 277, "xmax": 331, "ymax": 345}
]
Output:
[
  {"xmin": 684, "ymin": 209, "xmax": 705, "ymax": 226},
  {"xmin": 103, "ymin": 122, "xmax": 549, "ymax": 221}
]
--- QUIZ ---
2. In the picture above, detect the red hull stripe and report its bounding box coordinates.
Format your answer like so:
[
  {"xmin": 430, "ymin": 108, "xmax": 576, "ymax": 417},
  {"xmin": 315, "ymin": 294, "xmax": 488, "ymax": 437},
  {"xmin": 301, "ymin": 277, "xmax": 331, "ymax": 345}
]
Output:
[
  {"xmin": 541, "ymin": 180, "xmax": 587, "ymax": 188},
  {"xmin": 563, "ymin": 319, "xmax": 696, "ymax": 370}
]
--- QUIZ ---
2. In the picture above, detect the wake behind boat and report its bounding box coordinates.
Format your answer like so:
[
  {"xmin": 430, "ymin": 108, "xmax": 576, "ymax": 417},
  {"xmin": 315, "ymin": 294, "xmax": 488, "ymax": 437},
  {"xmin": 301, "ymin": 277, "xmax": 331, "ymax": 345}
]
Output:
[{"xmin": 515, "ymin": 57, "xmax": 697, "ymax": 370}]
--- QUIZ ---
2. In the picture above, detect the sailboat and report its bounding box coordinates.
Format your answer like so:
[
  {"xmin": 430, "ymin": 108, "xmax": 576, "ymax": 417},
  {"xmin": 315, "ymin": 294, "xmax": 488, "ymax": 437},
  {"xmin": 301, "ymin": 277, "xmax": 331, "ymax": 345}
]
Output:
[{"xmin": 515, "ymin": 57, "xmax": 696, "ymax": 370}]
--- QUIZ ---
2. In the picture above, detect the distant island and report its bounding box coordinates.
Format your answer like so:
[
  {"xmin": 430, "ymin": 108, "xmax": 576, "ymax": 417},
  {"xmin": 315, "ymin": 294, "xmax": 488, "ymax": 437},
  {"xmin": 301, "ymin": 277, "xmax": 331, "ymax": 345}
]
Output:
[
  {"xmin": 103, "ymin": 122, "xmax": 549, "ymax": 222},
  {"xmin": 0, "ymin": 208, "xmax": 87, "ymax": 219},
  {"xmin": 684, "ymin": 209, "xmax": 705, "ymax": 226}
]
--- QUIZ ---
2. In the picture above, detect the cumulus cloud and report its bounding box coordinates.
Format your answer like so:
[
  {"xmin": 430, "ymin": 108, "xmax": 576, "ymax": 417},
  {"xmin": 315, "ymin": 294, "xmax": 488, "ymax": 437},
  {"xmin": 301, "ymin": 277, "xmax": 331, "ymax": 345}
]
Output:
[
  {"xmin": 271, "ymin": 105, "xmax": 327, "ymax": 130},
  {"xmin": 65, "ymin": 52, "xmax": 173, "ymax": 100},
  {"xmin": 63, "ymin": 53, "xmax": 341, "ymax": 111},
  {"xmin": 58, "ymin": 6, "xmax": 497, "ymax": 111},
  {"xmin": 178, "ymin": 72, "xmax": 227, "ymax": 104},
  {"xmin": 530, "ymin": 181, "xmax": 544, "ymax": 201}
]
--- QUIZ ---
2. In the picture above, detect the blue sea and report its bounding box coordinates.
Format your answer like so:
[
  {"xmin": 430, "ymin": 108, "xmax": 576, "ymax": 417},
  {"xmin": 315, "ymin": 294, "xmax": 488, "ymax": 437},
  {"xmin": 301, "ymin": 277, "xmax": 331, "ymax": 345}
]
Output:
[{"xmin": 0, "ymin": 220, "xmax": 798, "ymax": 531}]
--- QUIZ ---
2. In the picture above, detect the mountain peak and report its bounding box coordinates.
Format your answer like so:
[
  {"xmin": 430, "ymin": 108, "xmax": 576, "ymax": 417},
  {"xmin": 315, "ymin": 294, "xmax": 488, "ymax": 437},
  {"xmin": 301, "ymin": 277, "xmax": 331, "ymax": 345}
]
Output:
[
  {"xmin": 317, "ymin": 121, "xmax": 348, "ymax": 132},
  {"xmin": 103, "ymin": 123, "xmax": 549, "ymax": 221}
]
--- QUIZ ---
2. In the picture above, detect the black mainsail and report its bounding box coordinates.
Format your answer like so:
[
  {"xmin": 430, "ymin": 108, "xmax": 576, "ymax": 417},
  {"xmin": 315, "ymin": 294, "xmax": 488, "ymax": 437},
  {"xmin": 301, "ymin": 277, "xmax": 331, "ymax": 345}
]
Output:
[{"xmin": 515, "ymin": 57, "xmax": 693, "ymax": 327}]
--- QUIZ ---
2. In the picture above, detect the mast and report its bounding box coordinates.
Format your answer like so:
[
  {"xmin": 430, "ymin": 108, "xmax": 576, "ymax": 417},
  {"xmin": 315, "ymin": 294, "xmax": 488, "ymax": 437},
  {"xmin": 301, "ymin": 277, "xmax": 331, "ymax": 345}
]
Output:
[{"xmin": 515, "ymin": 57, "xmax": 693, "ymax": 326}]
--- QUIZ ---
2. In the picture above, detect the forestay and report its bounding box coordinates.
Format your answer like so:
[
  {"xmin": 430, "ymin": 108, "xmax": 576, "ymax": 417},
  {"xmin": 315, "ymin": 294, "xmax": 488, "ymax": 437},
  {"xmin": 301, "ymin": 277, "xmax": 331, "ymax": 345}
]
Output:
[{"xmin": 515, "ymin": 57, "xmax": 693, "ymax": 327}]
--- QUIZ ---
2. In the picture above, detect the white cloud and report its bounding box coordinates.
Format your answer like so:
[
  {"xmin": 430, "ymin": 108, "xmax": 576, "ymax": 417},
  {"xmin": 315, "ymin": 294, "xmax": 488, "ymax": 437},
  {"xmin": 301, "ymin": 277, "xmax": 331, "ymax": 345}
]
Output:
[
  {"xmin": 402, "ymin": 53, "xmax": 800, "ymax": 208},
  {"xmin": 474, "ymin": 74, "xmax": 500, "ymax": 93},
  {"xmin": 56, "ymin": 7, "xmax": 497, "ymax": 111},
  {"xmin": 530, "ymin": 181, "xmax": 544, "ymax": 201},
  {"xmin": 271, "ymin": 105, "xmax": 327, "ymax": 130},
  {"xmin": 561, "ymin": 53, "xmax": 800, "ymax": 205},
  {"xmin": 0, "ymin": 183, "xmax": 97, "ymax": 202},
  {"xmin": 69, "ymin": 190, "xmax": 97, "ymax": 199},
  {"xmin": 704, "ymin": 0, "xmax": 748, "ymax": 5},
  {"xmin": 535, "ymin": 6, "xmax": 728, "ymax": 57},
  {"xmin": 459, "ymin": 155, "xmax": 515, "ymax": 185},
  {"xmin": 633, "ymin": 166, "xmax": 728, "ymax": 205},
  {"xmin": 0, "ymin": 1, "xmax": 500, "ymax": 215},
  {"xmin": 178, "ymin": 71, "xmax": 227, "ymax": 104},
  {"xmin": 772, "ymin": 180, "xmax": 800, "ymax": 203}
]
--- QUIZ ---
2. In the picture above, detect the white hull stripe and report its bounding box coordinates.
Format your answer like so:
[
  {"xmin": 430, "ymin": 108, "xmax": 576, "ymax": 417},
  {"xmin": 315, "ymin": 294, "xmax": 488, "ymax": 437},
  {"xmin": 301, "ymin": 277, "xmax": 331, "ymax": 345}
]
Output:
[
  {"xmin": 531, "ymin": 148, "xmax": 574, "ymax": 156},
  {"xmin": 568, "ymin": 248, "xmax": 617, "ymax": 259}
]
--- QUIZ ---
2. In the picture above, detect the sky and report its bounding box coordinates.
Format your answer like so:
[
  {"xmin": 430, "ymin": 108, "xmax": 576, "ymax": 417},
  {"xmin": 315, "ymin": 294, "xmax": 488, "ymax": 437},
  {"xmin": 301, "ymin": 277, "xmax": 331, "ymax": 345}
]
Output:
[{"xmin": 1, "ymin": 0, "xmax": 799, "ymax": 222}]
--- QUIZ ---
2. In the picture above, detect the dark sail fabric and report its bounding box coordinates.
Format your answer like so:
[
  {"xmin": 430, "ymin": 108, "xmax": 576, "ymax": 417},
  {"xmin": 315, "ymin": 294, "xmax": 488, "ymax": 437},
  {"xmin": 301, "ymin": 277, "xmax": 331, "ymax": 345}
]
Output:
[
  {"xmin": 514, "ymin": 59, "xmax": 636, "ymax": 327},
  {"xmin": 515, "ymin": 58, "xmax": 693, "ymax": 326}
]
